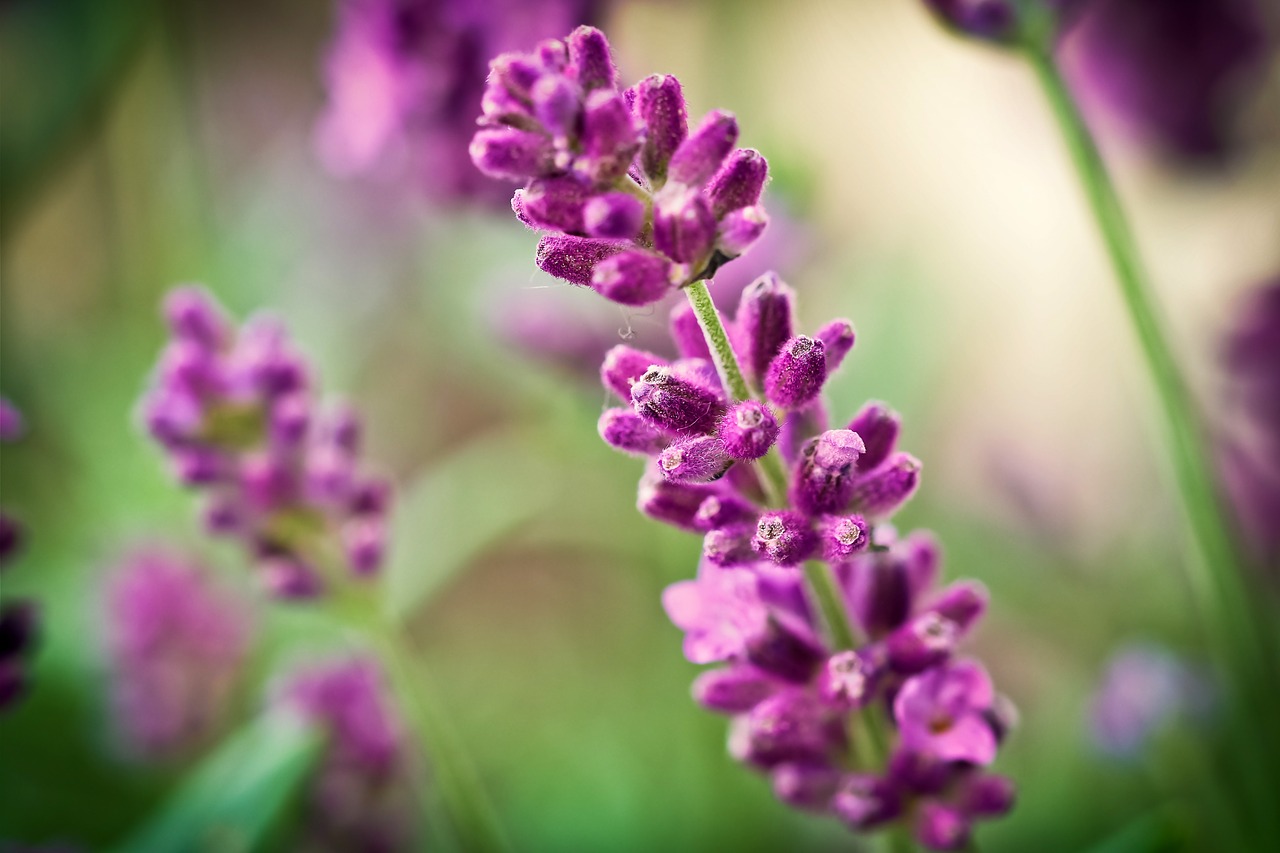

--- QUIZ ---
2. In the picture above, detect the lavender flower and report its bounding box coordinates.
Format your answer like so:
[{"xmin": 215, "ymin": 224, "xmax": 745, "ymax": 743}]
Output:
[
  {"xmin": 920, "ymin": 0, "xmax": 1087, "ymax": 45},
  {"xmin": 139, "ymin": 287, "xmax": 393, "ymax": 600},
  {"xmin": 315, "ymin": 0, "xmax": 598, "ymax": 202},
  {"xmin": 0, "ymin": 396, "xmax": 26, "ymax": 569},
  {"xmin": 276, "ymin": 657, "xmax": 414, "ymax": 851},
  {"xmin": 472, "ymin": 26, "xmax": 770, "ymax": 304},
  {"xmin": 0, "ymin": 397, "xmax": 37, "ymax": 713},
  {"xmin": 105, "ymin": 549, "xmax": 253, "ymax": 755},
  {"xmin": 1089, "ymin": 642, "xmax": 1213, "ymax": 758}
]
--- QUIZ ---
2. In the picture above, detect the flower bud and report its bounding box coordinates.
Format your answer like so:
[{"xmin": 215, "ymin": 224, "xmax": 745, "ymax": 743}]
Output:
[
  {"xmin": 693, "ymin": 493, "xmax": 759, "ymax": 532},
  {"xmin": 887, "ymin": 611, "xmax": 959, "ymax": 674},
  {"xmin": 921, "ymin": 0, "xmax": 1020, "ymax": 44},
  {"xmin": 653, "ymin": 184, "xmax": 717, "ymax": 264},
  {"xmin": 718, "ymin": 401, "xmax": 779, "ymax": 461},
  {"xmin": 702, "ymin": 525, "xmax": 757, "ymax": 567},
  {"xmin": 578, "ymin": 90, "xmax": 639, "ymax": 184},
  {"xmin": 269, "ymin": 392, "xmax": 311, "ymax": 449},
  {"xmin": 634, "ymin": 74, "xmax": 688, "ymax": 184},
  {"xmin": 668, "ymin": 110, "xmax": 739, "ymax": 187},
  {"xmin": 520, "ymin": 176, "xmax": 592, "ymax": 232},
  {"xmin": 928, "ymin": 581, "xmax": 989, "ymax": 633},
  {"xmin": 716, "ymin": 205, "xmax": 769, "ymax": 257},
  {"xmin": 240, "ymin": 452, "xmax": 294, "ymax": 511},
  {"xmin": 343, "ymin": 518, "xmax": 385, "ymax": 577},
  {"xmin": 792, "ymin": 429, "xmax": 866, "ymax": 516},
  {"xmin": 742, "ymin": 691, "xmax": 838, "ymax": 767},
  {"xmin": 848, "ymin": 452, "xmax": 921, "ymax": 518},
  {"xmin": 832, "ymin": 775, "xmax": 901, "ymax": 830},
  {"xmin": 659, "ymin": 435, "xmax": 732, "ymax": 483},
  {"xmin": 692, "ymin": 666, "xmax": 775, "ymax": 713},
  {"xmin": 957, "ymin": 773, "xmax": 1016, "ymax": 817},
  {"xmin": 164, "ymin": 287, "xmax": 229, "ymax": 350},
  {"xmin": 536, "ymin": 235, "xmax": 626, "ymax": 286},
  {"xmin": 752, "ymin": 511, "xmax": 818, "ymax": 566},
  {"xmin": 777, "ymin": 404, "xmax": 828, "ymax": 466},
  {"xmin": 820, "ymin": 514, "xmax": 869, "ymax": 561},
  {"xmin": 638, "ymin": 470, "xmax": 715, "ymax": 531},
  {"xmin": 765, "ymin": 335, "xmax": 827, "ymax": 410},
  {"xmin": 173, "ymin": 448, "xmax": 226, "ymax": 486},
  {"xmin": 259, "ymin": 558, "xmax": 322, "ymax": 600},
  {"xmin": 566, "ymin": 26, "xmax": 616, "ymax": 91},
  {"xmin": 772, "ymin": 763, "xmax": 841, "ymax": 811},
  {"xmin": 846, "ymin": 402, "xmax": 900, "ymax": 473},
  {"xmin": 598, "ymin": 408, "xmax": 667, "ymax": 456},
  {"xmin": 631, "ymin": 366, "xmax": 726, "ymax": 436},
  {"xmin": 735, "ymin": 273, "xmax": 795, "ymax": 387},
  {"xmin": 531, "ymin": 74, "xmax": 581, "ymax": 138},
  {"xmin": 815, "ymin": 319, "xmax": 855, "ymax": 372},
  {"xmin": 592, "ymin": 250, "xmax": 674, "ymax": 306},
  {"xmin": 601, "ymin": 345, "xmax": 667, "ymax": 401},
  {"xmin": 669, "ymin": 301, "xmax": 713, "ymax": 360},
  {"xmin": 583, "ymin": 192, "xmax": 645, "ymax": 239},
  {"xmin": 847, "ymin": 552, "xmax": 913, "ymax": 638},
  {"xmin": 818, "ymin": 649, "xmax": 880, "ymax": 710},
  {"xmin": 706, "ymin": 148, "xmax": 768, "ymax": 217},
  {"xmin": 916, "ymin": 802, "xmax": 972, "ymax": 851},
  {"xmin": 469, "ymin": 127, "xmax": 554, "ymax": 180}
]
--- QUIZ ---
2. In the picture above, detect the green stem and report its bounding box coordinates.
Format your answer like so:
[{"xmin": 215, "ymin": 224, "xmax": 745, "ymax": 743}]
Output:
[{"xmin": 803, "ymin": 560, "xmax": 860, "ymax": 651}]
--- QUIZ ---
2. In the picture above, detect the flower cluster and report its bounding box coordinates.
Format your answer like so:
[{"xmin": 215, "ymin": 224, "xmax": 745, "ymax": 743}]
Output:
[
  {"xmin": 316, "ymin": 0, "xmax": 598, "ymax": 202},
  {"xmin": 105, "ymin": 549, "xmax": 254, "ymax": 756},
  {"xmin": 596, "ymin": 273, "xmax": 1016, "ymax": 848},
  {"xmin": 276, "ymin": 657, "xmax": 413, "ymax": 851},
  {"xmin": 0, "ymin": 397, "xmax": 37, "ymax": 713},
  {"xmin": 470, "ymin": 26, "xmax": 770, "ymax": 305},
  {"xmin": 139, "ymin": 287, "xmax": 392, "ymax": 600}
]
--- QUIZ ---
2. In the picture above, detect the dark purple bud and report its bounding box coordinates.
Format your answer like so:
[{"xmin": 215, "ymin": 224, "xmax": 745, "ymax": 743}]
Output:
[
  {"xmin": 469, "ymin": 127, "xmax": 554, "ymax": 180},
  {"xmin": 520, "ymin": 177, "xmax": 592, "ymax": 232},
  {"xmin": 173, "ymin": 448, "xmax": 226, "ymax": 486},
  {"xmin": 583, "ymin": 192, "xmax": 645, "ymax": 239},
  {"xmin": 668, "ymin": 110, "xmax": 739, "ymax": 187},
  {"xmin": 847, "ymin": 402, "xmax": 900, "ymax": 472},
  {"xmin": 566, "ymin": 26, "xmax": 616, "ymax": 91},
  {"xmin": 144, "ymin": 391, "xmax": 203, "ymax": 446},
  {"xmin": 269, "ymin": 392, "xmax": 311, "ymax": 448},
  {"xmin": 888, "ymin": 611, "xmax": 960, "ymax": 674},
  {"xmin": 752, "ymin": 511, "xmax": 818, "ymax": 566},
  {"xmin": 535, "ymin": 38, "xmax": 569, "ymax": 72},
  {"xmin": 792, "ymin": 429, "xmax": 866, "ymax": 516},
  {"xmin": 536, "ymin": 235, "xmax": 626, "ymax": 286},
  {"xmin": 832, "ymin": 775, "xmax": 902, "ymax": 830},
  {"xmin": 658, "ymin": 435, "xmax": 732, "ymax": 483},
  {"xmin": 765, "ymin": 335, "xmax": 827, "ymax": 410},
  {"xmin": 160, "ymin": 340, "xmax": 219, "ymax": 393},
  {"xmin": 735, "ymin": 273, "xmax": 796, "ymax": 387},
  {"xmin": 638, "ymin": 469, "xmax": 715, "ymax": 531},
  {"xmin": 486, "ymin": 53, "xmax": 542, "ymax": 104},
  {"xmin": 957, "ymin": 773, "xmax": 1016, "ymax": 817},
  {"xmin": 772, "ymin": 763, "xmax": 841, "ymax": 811},
  {"xmin": 888, "ymin": 749, "xmax": 955, "ymax": 796},
  {"xmin": 240, "ymin": 452, "xmax": 294, "ymax": 512},
  {"xmin": 847, "ymin": 552, "xmax": 913, "ymax": 638},
  {"xmin": 816, "ymin": 319, "xmax": 856, "ymax": 372},
  {"xmin": 702, "ymin": 525, "xmax": 757, "ymax": 567},
  {"xmin": 849, "ymin": 453, "xmax": 921, "ymax": 517},
  {"xmin": 716, "ymin": 206, "xmax": 769, "ymax": 257},
  {"xmin": 343, "ymin": 518, "xmax": 385, "ymax": 577},
  {"xmin": 304, "ymin": 445, "xmax": 355, "ymax": 506},
  {"xmin": 671, "ymin": 357, "xmax": 720, "ymax": 391},
  {"xmin": 669, "ymin": 301, "xmax": 713, "ymax": 360},
  {"xmin": 817, "ymin": 649, "xmax": 879, "ymax": 711},
  {"xmin": 578, "ymin": 91, "xmax": 639, "ymax": 184},
  {"xmin": 0, "ymin": 514, "xmax": 23, "ymax": 566},
  {"xmin": 718, "ymin": 401, "xmax": 779, "ymax": 461},
  {"xmin": 692, "ymin": 666, "xmax": 775, "ymax": 713},
  {"xmin": 201, "ymin": 496, "xmax": 244, "ymax": 536},
  {"xmin": 598, "ymin": 408, "xmax": 667, "ymax": 456},
  {"xmin": 778, "ymin": 404, "xmax": 828, "ymax": 467},
  {"xmin": 164, "ymin": 287, "xmax": 229, "ymax": 350},
  {"xmin": 592, "ymin": 250, "xmax": 674, "ymax": 306},
  {"xmin": 916, "ymin": 803, "xmax": 972, "ymax": 851},
  {"xmin": 742, "ymin": 691, "xmax": 838, "ymax": 766},
  {"xmin": 631, "ymin": 366, "xmax": 726, "ymax": 436},
  {"xmin": 821, "ymin": 515, "xmax": 869, "ymax": 561},
  {"xmin": 635, "ymin": 74, "xmax": 688, "ymax": 184},
  {"xmin": 0, "ymin": 601, "xmax": 38, "ymax": 658},
  {"xmin": 653, "ymin": 184, "xmax": 717, "ymax": 264},
  {"xmin": 928, "ymin": 581, "xmax": 989, "ymax": 633},
  {"xmin": 531, "ymin": 75, "xmax": 581, "ymax": 138},
  {"xmin": 706, "ymin": 148, "xmax": 768, "ymax": 216},
  {"xmin": 746, "ymin": 615, "xmax": 825, "ymax": 683},
  {"xmin": 601, "ymin": 345, "xmax": 667, "ymax": 401},
  {"xmin": 692, "ymin": 493, "xmax": 759, "ymax": 532},
  {"xmin": 350, "ymin": 477, "xmax": 392, "ymax": 517},
  {"xmin": 259, "ymin": 558, "xmax": 322, "ymax": 601}
]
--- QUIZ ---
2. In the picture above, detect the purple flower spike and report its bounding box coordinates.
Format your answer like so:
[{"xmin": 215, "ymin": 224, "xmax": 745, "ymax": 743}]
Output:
[
  {"xmin": 599, "ymin": 408, "xmax": 668, "ymax": 456},
  {"xmin": 765, "ymin": 335, "xmax": 827, "ymax": 410},
  {"xmin": 821, "ymin": 515, "xmax": 869, "ymax": 561},
  {"xmin": 816, "ymin": 319, "xmax": 856, "ymax": 373},
  {"xmin": 773, "ymin": 762, "xmax": 842, "ymax": 811},
  {"xmin": 832, "ymin": 775, "xmax": 901, "ymax": 830},
  {"xmin": 735, "ymin": 273, "xmax": 796, "ymax": 387},
  {"xmin": 718, "ymin": 401, "xmax": 780, "ymax": 461},
  {"xmin": 635, "ymin": 74, "xmax": 688, "ymax": 184},
  {"xmin": 818, "ymin": 649, "xmax": 879, "ymax": 710},
  {"xmin": 693, "ymin": 493, "xmax": 759, "ymax": 532},
  {"xmin": 792, "ymin": 429, "xmax": 866, "ymax": 517},
  {"xmin": 669, "ymin": 302, "xmax": 713, "ymax": 360},
  {"xmin": 717, "ymin": 206, "xmax": 770, "ymax": 258},
  {"xmin": 653, "ymin": 184, "xmax": 718, "ymax": 265},
  {"xmin": 668, "ymin": 110, "xmax": 739, "ymax": 188},
  {"xmin": 706, "ymin": 148, "xmax": 769, "ymax": 217},
  {"xmin": 895, "ymin": 660, "xmax": 998, "ymax": 765},
  {"xmin": 638, "ymin": 469, "xmax": 716, "ymax": 531},
  {"xmin": 846, "ymin": 402, "xmax": 900, "ymax": 473},
  {"xmin": 692, "ymin": 665, "xmax": 776, "ymax": 713},
  {"xmin": 536, "ymin": 235, "xmax": 626, "ymax": 287},
  {"xmin": 849, "ymin": 453, "xmax": 921, "ymax": 517},
  {"xmin": 659, "ymin": 435, "xmax": 733, "ymax": 484},
  {"xmin": 584, "ymin": 192, "xmax": 646, "ymax": 239},
  {"xmin": 566, "ymin": 26, "xmax": 616, "ymax": 91},
  {"xmin": 631, "ymin": 366, "xmax": 726, "ymax": 437},
  {"xmin": 752, "ymin": 511, "xmax": 818, "ymax": 567},
  {"xmin": 469, "ymin": 127, "xmax": 554, "ymax": 180},
  {"xmin": 601, "ymin": 345, "xmax": 667, "ymax": 401},
  {"xmin": 916, "ymin": 802, "xmax": 972, "ymax": 851},
  {"xmin": 592, "ymin": 250, "xmax": 674, "ymax": 306}
]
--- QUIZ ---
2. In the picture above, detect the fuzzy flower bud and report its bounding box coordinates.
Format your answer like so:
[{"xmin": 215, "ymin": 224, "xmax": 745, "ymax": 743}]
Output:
[
  {"xmin": 815, "ymin": 319, "xmax": 856, "ymax": 372},
  {"xmin": 601, "ymin": 345, "xmax": 667, "ymax": 401},
  {"xmin": 592, "ymin": 250, "xmax": 675, "ymax": 306},
  {"xmin": 668, "ymin": 110, "xmax": 739, "ymax": 188},
  {"xmin": 846, "ymin": 402, "xmax": 900, "ymax": 473},
  {"xmin": 692, "ymin": 666, "xmax": 776, "ymax": 713},
  {"xmin": 821, "ymin": 515, "xmax": 870, "ymax": 561},
  {"xmin": 718, "ymin": 401, "xmax": 780, "ymax": 461},
  {"xmin": 736, "ymin": 273, "xmax": 796, "ymax": 387},
  {"xmin": 637, "ymin": 469, "xmax": 716, "ymax": 531},
  {"xmin": 717, "ymin": 206, "xmax": 770, "ymax": 257},
  {"xmin": 536, "ymin": 235, "xmax": 626, "ymax": 286},
  {"xmin": 792, "ymin": 429, "xmax": 866, "ymax": 517},
  {"xmin": 631, "ymin": 366, "xmax": 726, "ymax": 437},
  {"xmin": 706, "ymin": 148, "xmax": 769, "ymax": 217},
  {"xmin": 599, "ymin": 408, "xmax": 668, "ymax": 456},
  {"xmin": 659, "ymin": 435, "xmax": 733, "ymax": 483},
  {"xmin": 669, "ymin": 302, "xmax": 713, "ymax": 360},
  {"xmin": 583, "ymin": 192, "xmax": 646, "ymax": 239},
  {"xmin": 469, "ymin": 127, "xmax": 554, "ymax": 180},
  {"xmin": 634, "ymin": 74, "xmax": 688, "ymax": 184},
  {"xmin": 752, "ymin": 511, "xmax": 818, "ymax": 566},
  {"xmin": 765, "ymin": 335, "xmax": 827, "ymax": 410},
  {"xmin": 849, "ymin": 453, "xmax": 921, "ymax": 518}
]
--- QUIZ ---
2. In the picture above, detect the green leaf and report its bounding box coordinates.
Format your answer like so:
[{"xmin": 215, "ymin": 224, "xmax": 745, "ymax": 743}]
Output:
[{"xmin": 112, "ymin": 713, "xmax": 323, "ymax": 853}]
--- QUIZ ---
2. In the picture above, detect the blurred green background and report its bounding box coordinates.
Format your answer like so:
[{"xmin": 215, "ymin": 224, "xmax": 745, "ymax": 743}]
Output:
[{"xmin": 2, "ymin": 0, "xmax": 1278, "ymax": 850}]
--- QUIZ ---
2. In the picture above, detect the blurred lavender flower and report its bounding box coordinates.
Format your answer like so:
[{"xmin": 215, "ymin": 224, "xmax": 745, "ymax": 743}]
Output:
[
  {"xmin": 105, "ymin": 549, "xmax": 253, "ymax": 756},
  {"xmin": 920, "ymin": 0, "xmax": 1087, "ymax": 45},
  {"xmin": 0, "ymin": 396, "xmax": 37, "ymax": 713},
  {"xmin": 1064, "ymin": 0, "xmax": 1271, "ymax": 164},
  {"xmin": 1089, "ymin": 641, "xmax": 1212, "ymax": 758},
  {"xmin": 276, "ymin": 657, "xmax": 414, "ymax": 851},
  {"xmin": 0, "ymin": 396, "xmax": 26, "ymax": 568},
  {"xmin": 472, "ymin": 27, "xmax": 770, "ymax": 305},
  {"xmin": 1219, "ymin": 278, "xmax": 1280, "ymax": 568},
  {"xmin": 316, "ymin": 0, "xmax": 598, "ymax": 203},
  {"xmin": 139, "ymin": 287, "xmax": 393, "ymax": 600}
]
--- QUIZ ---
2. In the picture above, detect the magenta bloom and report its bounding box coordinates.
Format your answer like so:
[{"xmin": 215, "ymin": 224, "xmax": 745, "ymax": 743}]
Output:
[
  {"xmin": 663, "ymin": 561, "xmax": 770, "ymax": 665},
  {"xmin": 895, "ymin": 660, "xmax": 998, "ymax": 766},
  {"xmin": 106, "ymin": 549, "xmax": 253, "ymax": 756},
  {"xmin": 1088, "ymin": 642, "xmax": 1211, "ymax": 758}
]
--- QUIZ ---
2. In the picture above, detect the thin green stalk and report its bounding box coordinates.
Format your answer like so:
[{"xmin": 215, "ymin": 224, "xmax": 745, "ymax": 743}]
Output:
[{"xmin": 803, "ymin": 560, "xmax": 860, "ymax": 651}]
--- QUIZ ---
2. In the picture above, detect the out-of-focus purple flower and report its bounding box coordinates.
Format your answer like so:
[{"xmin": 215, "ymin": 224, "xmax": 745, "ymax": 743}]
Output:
[
  {"xmin": 316, "ymin": 0, "xmax": 598, "ymax": 204},
  {"xmin": 472, "ymin": 26, "xmax": 771, "ymax": 305},
  {"xmin": 277, "ymin": 657, "xmax": 413, "ymax": 851},
  {"xmin": 105, "ymin": 549, "xmax": 253, "ymax": 756},
  {"xmin": 920, "ymin": 0, "xmax": 1087, "ymax": 45},
  {"xmin": 0, "ymin": 397, "xmax": 37, "ymax": 713},
  {"xmin": 1089, "ymin": 641, "xmax": 1213, "ymax": 758},
  {"xmin": 895, "ymin": 660, "xmax": 998, "ymax": 765},
  {"xmin": 139, "ymin": 287, "xmax": 394, "ymax": 600},
  {"xmin": 1063, "ymin": 0, "xmax": 1270, "ymax": 165}
]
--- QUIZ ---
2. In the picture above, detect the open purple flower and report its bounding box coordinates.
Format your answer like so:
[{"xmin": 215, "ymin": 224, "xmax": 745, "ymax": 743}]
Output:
[{"xmin": 895, "ymin": 660, "xmax": 999, "ymax": 766}]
